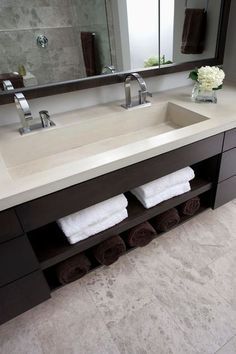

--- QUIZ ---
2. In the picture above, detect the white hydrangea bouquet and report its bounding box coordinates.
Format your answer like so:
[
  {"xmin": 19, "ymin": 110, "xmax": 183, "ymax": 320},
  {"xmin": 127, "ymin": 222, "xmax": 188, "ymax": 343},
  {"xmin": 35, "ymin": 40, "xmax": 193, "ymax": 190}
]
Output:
[{"xmin": 189, "ymin": 66, "xmax": 225, "ymax": 103}]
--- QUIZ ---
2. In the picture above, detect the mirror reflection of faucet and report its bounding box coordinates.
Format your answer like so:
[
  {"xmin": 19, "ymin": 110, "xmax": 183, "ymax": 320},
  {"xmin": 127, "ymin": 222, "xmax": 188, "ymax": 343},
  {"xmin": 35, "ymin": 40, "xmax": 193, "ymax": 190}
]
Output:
[
  {"xmin": 2, "ymin": 80, "xmax": 14, "ymax": 91},
  {"xmin": 102, "ymin": 65, "xmax": 116, "ymax": 74},
  {"xmin": 121, "ymin": 73, "xmax": 152, "ymax": 110}
]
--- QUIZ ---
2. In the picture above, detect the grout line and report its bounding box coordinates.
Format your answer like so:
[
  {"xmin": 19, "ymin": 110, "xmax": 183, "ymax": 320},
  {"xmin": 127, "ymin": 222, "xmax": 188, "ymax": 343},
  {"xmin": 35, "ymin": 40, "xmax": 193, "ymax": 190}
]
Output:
[
  {"xmin": 199, "ymin": 240, "xmax": 236, "ymax": 273},
  {"xmin": 215, "ymin": 334, "xmax": 236, "ymax": 353},
  {"xmin": 126, "ymin": 254, "xmax": 199, "ymax": 352},
  {"xmin": 0, "ymin": 26, "xmax": 73, "ymax": 32}
]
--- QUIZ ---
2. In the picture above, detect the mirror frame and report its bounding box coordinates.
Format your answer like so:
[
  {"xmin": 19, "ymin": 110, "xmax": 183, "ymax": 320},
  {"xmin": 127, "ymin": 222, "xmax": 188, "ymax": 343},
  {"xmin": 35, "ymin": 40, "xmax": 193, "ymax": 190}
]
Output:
[{"xmin": 0, "ymin": 0, "xmax": 231, "ymax": 105}]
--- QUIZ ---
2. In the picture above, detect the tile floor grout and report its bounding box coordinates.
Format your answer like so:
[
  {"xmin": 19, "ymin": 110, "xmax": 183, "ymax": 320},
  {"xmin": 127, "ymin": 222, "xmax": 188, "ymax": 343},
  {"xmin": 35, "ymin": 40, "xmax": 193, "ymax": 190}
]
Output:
[{"xmin": 214, "ymin": 334, "xmax": 236, "ymax": 353}]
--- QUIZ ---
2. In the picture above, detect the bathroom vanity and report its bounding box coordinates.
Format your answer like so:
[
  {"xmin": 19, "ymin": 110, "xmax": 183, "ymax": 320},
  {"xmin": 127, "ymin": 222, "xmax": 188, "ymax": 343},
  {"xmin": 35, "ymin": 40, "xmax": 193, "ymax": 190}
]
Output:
[{"xmin": 0, "ymin": 84, "xmax": 236, "ymax": 325}]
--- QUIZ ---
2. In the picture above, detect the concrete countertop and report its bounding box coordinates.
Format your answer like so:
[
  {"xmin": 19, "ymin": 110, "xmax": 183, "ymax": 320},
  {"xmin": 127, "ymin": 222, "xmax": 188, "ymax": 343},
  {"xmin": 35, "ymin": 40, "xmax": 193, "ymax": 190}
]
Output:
[{"xmin": 0, "ymin": 83, "xmax": 235, "ymax": 211}]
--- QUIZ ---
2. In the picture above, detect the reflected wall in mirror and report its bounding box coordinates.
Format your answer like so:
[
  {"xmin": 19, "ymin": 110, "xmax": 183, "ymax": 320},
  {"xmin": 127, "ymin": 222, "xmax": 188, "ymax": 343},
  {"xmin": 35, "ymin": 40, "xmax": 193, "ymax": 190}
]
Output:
[
  {"xmin": 0, "ymin": 0, "xmax": 113, "ymax": 88},
  {"xmin": 160, "ymin": 0, "xmax": 222, "ymax": 65},
  {"xmin": 0, "ymin": 0, "xmax": 161, "ymax": 90}
]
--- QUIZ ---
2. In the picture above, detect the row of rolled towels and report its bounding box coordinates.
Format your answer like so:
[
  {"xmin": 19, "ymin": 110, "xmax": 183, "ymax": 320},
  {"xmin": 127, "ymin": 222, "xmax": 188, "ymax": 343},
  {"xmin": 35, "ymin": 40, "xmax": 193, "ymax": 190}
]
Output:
[
  {"xmin": 57, "ymin": 167, "xmax": 195, "ymax": 245},
  {"xmin": 56, "ymin": 196, "xmax": 201, "ymax": 285}
]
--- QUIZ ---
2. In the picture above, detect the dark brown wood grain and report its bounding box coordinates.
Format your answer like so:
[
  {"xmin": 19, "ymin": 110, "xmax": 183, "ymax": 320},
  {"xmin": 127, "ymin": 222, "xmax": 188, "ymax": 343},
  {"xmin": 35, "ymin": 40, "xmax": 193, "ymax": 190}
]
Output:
[
  {"xmin": 0, "ymin": 235, "xmax": 39, "ymax": 287},
  {"xmin": 0, "ymin": 209, "xmax": 23, "ymax": 243},
  {"xmin": 0, "ymin": 271, "xmax": 50, "ymax": 325},
  {"xmin": 214, "ymin": 175, "xmax": 236, "ymax": 208},
  {"xmin": 218, "ymin": 148, "xmax": 236, "ymax": 182},
  {"xmin": 223, "ymin": 128, "xmax": 236, "ymax": 151}
]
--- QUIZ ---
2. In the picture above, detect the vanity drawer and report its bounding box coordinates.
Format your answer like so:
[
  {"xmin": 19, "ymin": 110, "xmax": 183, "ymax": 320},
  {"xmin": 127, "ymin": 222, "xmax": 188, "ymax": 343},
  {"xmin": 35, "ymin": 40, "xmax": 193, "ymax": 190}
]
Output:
[
  {"xmin": 0, "ymin": 209, "xmax": 23, "ymax": 243},
  {"xmin": 214, "ymin": 176, "xmax": 236, "ymax": 208},
  {"xmin": 0, "ymin": 271, "xmax": 50, "ymax": 325},
  {"xmin": 0, "ymin": 235, "xmax": 39, "ymax": 287},
  {"xmin": 219, "ymin": 148, "xmax": 236, "ymax": 182},
  {"xmin": 223, "ymin": 128, "xmax": 236, "ymax": 151}
]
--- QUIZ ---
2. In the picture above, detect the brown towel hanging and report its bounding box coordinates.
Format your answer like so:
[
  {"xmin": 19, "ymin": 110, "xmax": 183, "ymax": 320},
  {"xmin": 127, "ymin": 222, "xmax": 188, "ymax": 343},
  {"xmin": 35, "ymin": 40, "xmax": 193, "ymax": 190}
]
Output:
[
  {"xmin": 81, "ymin": 32, "xmax": 97, "ymax": 77},
  {"xmin": 181, "ymin": 9, "xmax": 207, "ymax": 54}
]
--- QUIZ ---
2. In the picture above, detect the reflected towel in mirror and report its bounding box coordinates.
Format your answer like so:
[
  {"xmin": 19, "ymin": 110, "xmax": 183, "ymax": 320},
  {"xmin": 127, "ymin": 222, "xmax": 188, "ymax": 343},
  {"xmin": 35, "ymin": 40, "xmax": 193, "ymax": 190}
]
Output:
[{"xmin": 181, "ymin": 9, "xmax": 207, "ymax": 54}]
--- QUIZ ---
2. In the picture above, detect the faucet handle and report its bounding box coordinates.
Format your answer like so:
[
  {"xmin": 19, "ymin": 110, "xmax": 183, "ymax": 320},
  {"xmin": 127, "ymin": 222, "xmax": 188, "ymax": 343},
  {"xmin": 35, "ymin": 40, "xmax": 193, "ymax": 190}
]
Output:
[
  {"xmin": 39, "ymin": 110, "xmax": 51, "ymax": 128},
  {"xmin": 39, "ymin": 110, "xmax": 56, "ymax": 128},
  {"xmin": 139, "ymin": 90, "xmax": 152, "ymax": 105}
]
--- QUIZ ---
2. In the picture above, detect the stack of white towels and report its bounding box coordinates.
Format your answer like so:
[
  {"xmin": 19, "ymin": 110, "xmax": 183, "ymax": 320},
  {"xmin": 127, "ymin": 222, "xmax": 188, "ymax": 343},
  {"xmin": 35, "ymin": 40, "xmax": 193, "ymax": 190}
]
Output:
[
  {"xmin": 57, "ymin": 194, "xmax": 128, "ymax": 244},
  {"xmin": 131, "ymin": 167, "xmax": 195, "ymax": 209}
]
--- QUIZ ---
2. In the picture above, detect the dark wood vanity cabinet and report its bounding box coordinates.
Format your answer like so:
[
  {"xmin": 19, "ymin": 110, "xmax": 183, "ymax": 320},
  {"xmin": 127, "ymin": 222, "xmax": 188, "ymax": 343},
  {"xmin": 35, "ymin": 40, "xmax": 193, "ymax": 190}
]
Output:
[
  {"xmin": 213, "ymin": 128, "xmax": 236, "ymax": 208},
  {"xmin": 223, "ymin": 128, "xmax": 236, "ymax": 151},
  {"xmin": 0, "ymin": 235, "xmax": 39, "ymax": 287},
  {"xmin": 0, "ymin": 129, "xmax": 235, "ymax": 325},
  {"xmin": 0, "ymin": 208, "xmax": 51, "ymax": 324},
  {"xmin": 0, "ymin": 271, "xmax": 50, "ymax": 325},
  {"xmin": 0, "ymin": 209, "xmax": 23, "ymax": 243}
]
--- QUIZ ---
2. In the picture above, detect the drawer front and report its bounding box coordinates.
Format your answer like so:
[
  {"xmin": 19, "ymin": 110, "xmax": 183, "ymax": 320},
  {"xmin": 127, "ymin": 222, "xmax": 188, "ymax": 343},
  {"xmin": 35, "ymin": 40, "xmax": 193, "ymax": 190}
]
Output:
[
  {"xmin": 16, "ymin": 133, "xmax": 224, "ymax": 232},
  {"xmin": 0, "ymin": 209, "xmax": 23, "ymax": 243},
  {"xmin": 0, "ymin": 235, "xmax": 39, "ymax": 287},
  {"xmin": 0, "ymin": 271, "xmax": 50, "ymax": 325},
  {"xmin": 214, "ymin": 176, "xmax": 236, "ymax": 208},
  {"xmin": 223, "ymin": 128, "xmax": 236, "ymax": 151},
  {"xmin": 219, "ymin": 148, "xmax": 236, "ymax": 182}
]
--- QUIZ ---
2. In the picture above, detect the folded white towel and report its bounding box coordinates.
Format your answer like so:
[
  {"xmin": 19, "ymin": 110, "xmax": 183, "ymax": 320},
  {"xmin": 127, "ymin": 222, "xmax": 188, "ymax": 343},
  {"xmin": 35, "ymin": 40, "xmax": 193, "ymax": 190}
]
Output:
[
  {"xmin": 131, "ymin": 167, "xmax": 194, "ymax": 200},
  {"xmin": 67, "ymin": 209, "xmax": 128, "ymax": 244},
  {"xmin": 132, "ymin": 182, "xmax": 191, "ymax": 209},
  {"xmin": 57, "ymin": 194, "xmax": 128, "ymax": 238}
]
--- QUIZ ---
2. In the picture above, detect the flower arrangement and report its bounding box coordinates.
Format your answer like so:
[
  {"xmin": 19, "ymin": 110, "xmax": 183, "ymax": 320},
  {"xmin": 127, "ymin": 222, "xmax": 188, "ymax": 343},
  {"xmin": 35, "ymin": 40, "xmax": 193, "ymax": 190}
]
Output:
[
  {"xmin": 189, "ymin": 66, "xmax": 225, "ymax": 91},
  {"xmin": 189, "ymin": 66, "xmax": 225, "ymax": 103}
]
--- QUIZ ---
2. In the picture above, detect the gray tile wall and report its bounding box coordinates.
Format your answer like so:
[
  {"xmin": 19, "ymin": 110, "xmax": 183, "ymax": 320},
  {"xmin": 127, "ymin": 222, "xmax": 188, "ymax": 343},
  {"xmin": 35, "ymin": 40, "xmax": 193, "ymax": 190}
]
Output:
[
  {"xmin": 0, "ymin": 0, "xmax": 114, "ymax": 86},
  {"xmin": 73, "ymin": 0, "xmax": 113, "ymax": 73}
]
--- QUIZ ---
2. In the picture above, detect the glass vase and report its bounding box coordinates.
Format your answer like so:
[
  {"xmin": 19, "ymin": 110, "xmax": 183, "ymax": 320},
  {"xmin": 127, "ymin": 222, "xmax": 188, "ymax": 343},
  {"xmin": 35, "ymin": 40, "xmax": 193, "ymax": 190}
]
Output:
[{"xmin": 191, "ymin": 83, "xmax": 217, "ymax": 103}]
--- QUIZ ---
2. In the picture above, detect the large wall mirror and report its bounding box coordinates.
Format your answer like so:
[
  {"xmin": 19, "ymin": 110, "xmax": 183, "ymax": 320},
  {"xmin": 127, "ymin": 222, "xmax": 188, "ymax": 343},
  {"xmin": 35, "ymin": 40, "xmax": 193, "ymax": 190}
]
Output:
[{"xmin": 0, "ymin": 0, "xmax": 231, "ymax": 104}]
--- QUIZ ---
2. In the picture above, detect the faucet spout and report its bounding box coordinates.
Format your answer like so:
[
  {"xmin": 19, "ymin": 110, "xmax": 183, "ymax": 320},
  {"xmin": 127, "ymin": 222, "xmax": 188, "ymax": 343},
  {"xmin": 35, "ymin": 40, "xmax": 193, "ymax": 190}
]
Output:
[
  {"xmin": 125, "ymin": 72, "xmax": 147, "ymax": 92},
  {"xmin": 122, "ymin": 72, "xmax": 152, "ymax": 109}
]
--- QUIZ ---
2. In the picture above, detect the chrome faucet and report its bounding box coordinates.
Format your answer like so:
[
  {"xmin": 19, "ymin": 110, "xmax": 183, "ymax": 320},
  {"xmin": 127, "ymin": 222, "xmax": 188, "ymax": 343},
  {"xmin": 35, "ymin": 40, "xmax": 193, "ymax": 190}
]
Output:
[
  {"xmin": 14, "ymin": 91, "xmax": 55, "ymax": 135},
  {"xmin": 39, "ymin": 110, "xmax": 55, "ymax": 128},
  {"xmin": 121, "ymin": 73, "xmax": 152, "ymax": 109},
  {"xmin": 14, "ymin": 93, "xmax": 33, "ymax": 134},
  {"xmin": 2, "ymin": 80, "xmax": 14, "ymax": 91}
]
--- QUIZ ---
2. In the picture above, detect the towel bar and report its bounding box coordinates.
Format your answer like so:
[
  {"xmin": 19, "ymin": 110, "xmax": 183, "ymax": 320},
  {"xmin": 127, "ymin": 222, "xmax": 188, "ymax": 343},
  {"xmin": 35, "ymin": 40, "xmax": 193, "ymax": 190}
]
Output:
[{"xmin": 185, "ymin": 0, "xmax": 209, "ymax": 11}]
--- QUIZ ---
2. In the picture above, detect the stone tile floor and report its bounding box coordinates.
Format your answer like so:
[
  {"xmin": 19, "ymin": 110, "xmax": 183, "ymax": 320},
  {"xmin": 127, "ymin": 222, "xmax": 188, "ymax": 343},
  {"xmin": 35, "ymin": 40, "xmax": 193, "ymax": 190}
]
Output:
[{"xmin": 0, "ymin": 201, "xmax": 236, "ymax": 354}]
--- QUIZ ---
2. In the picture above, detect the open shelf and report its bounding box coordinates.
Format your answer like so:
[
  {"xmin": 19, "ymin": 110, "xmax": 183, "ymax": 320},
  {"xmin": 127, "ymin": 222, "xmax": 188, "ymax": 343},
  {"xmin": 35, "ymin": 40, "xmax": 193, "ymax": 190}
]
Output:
[
  {"xmin": 44, "ymin": 205, "xmax": 208, "ymax": 291},
  {"xmin": 28, "ymin": 178, "xmax": 212, "ymax": 270}
]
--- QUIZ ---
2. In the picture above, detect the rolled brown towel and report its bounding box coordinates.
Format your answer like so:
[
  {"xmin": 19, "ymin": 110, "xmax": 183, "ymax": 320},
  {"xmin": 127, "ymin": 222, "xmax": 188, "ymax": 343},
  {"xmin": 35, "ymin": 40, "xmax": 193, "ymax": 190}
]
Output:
[
  {"xmin": 93, "ymin": 235, "xmax": 126, "ymax": 266},
  {"xmin": 178, "ymin": 197, "xmax": 201, "ymax": 216},
  {"xmin": 125, "ymin": 221, "xmax": 156, "ymax": 248},
  {"xmin": 56, "ymin": 253, "xmax": 91, "ymax": 285},
  {"xmin": 152, "ymin": 208, "xmax": 180, "ymax": 233}
]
